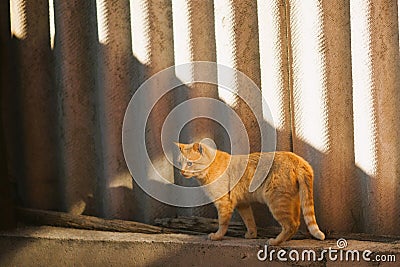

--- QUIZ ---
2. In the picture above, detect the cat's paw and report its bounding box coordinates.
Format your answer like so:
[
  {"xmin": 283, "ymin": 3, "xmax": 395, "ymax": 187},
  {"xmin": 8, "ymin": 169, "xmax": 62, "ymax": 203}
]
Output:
[
  {"xmin": 267, "ymin": 238, "xmax": 280, "ymax": 246},
  {"xmin": 245, "ymin": 231, "xmax": 257, "ymax": 239},
  {"xmin": 208, "ymin": 233, "xmax": 223, "ymax": 241}
]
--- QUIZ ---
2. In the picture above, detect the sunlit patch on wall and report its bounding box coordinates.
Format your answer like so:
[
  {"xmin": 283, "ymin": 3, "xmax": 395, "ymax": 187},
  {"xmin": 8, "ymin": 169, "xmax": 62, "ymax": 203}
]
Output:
[
  {"xmin": 172, "ymin": 0, "xmax": 193, "ymax": 82},
  {"xmin": 258, "ymin": 0, "xmax": 285, "ymax": 130},
  {"xmin": 108, "ymin": 172, "xmax": 134, "ymax": 189},
  {"xmin": 96, "ymin": 0, "xmax": 109, "ymax": 45},
  {"xmin": 48, "ymin": 0, "xmax": 55, "ymax": 49},
  {"xmin": 10, "ymin": 0, "xmax": 27, "ymax": 39},
  {"xmin": 350, "ymin": 0, "xmax": 377, "ymax": 177},
  {"xmin": 130, "ymin": 0, "xmax": 151, "ymax": 65},
  {"xmin": 290, "ymin": 0, "xmax": 330, "ymax": 154},
  {"xmin": 214, "ymin": 0, "xmax": 237, "ymax": 108}
]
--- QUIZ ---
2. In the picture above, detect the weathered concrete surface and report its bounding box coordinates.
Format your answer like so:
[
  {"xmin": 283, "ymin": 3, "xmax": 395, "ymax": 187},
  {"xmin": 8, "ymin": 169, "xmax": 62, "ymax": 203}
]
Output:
[
  {"xmin": 362, "ymin": 0, "xmax": 400, "ymax": 235},
  {"xmin": 129, "ymin": 0, "xmax": 176, "ymax": 224},
  {"xmin": 290, "ymin": 0, "xmax": 359, "ymax": 234},
  {"xmin": 0, "ymin": 226, "xmax": 399, "ymax": 266}
]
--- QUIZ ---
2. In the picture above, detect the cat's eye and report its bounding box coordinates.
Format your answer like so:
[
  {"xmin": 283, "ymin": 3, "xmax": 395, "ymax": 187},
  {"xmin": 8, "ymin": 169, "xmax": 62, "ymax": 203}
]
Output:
[{"xmin": 187, "ymin": 162, "xmax": 193, "ymax": 166}]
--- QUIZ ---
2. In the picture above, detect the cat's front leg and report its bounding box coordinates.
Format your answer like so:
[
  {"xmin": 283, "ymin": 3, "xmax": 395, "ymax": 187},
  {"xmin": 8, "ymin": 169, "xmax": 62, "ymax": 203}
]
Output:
[
  {"xmin": 236, "ymin": 204, "xmax": 257, "ymax": 239},
  {"xmin": 209, "ymin": 202, "xmax": 234, "ymax": 241}
]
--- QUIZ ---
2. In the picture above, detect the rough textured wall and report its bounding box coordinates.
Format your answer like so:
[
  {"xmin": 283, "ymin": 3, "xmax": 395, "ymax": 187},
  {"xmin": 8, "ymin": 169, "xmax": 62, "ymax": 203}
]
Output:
[
  {"xmin": 2, "ymin": 0, "xmax": 400, "ymax": 235},
  {"xmin": 289, "ymin": 0, "xmax": 359, "ymax": 232}
]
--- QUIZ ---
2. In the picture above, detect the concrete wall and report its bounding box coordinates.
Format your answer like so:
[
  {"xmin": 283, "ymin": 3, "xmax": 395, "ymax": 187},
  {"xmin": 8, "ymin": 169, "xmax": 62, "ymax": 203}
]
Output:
[
  {"xmin": 2, "ymin": 0, "xmax": 400, "ymax": 235},
  {"xmin": 1, "ymin": 227, "xmax": 399, "ymax": 267},
  {"xmin": 289, "ymin": 0, "xmax": 359, "ymax": 233}
]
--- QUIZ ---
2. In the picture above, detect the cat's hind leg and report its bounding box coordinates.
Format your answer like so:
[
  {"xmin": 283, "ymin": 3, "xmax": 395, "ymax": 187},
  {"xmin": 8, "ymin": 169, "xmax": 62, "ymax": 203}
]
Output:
[
  {"xmin": 286, "ymin": 197, "xmax": 301, "ymax": 241},
  {"xmin": 267, "ymin": 196, "xmax": 300, "ymax": 246},
  {"xmin": 237, "ymin": 204, "xmax": 257, "ymax": 239}
]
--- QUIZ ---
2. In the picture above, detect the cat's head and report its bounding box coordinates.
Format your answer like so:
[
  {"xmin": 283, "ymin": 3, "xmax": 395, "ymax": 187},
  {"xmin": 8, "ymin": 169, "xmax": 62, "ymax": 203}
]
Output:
[{"xmin": 175, "ymin": 142, "xmax": 215, "ymax": 179}]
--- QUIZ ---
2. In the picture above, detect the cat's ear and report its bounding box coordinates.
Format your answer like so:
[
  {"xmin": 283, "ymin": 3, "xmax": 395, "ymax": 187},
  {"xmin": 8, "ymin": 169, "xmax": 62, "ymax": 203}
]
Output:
[
  {"xmin": 174, "ymin": 142, "xmax": 183, "ymax": 151},
  {"xmin": 193, "ymin": 143, "xmax": 203, "ymax": 154}
]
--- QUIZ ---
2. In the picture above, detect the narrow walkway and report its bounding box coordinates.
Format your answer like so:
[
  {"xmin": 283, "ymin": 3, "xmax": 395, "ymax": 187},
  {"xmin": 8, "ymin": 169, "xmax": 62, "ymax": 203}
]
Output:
[{"xmin": 1, "ymin": 226, "xmax": 398, "ymax": 266}]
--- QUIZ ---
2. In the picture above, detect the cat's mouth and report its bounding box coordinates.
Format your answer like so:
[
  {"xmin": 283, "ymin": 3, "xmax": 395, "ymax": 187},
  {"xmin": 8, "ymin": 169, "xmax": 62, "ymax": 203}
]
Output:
[{"xmin": 180, "ymin": 170, "xmax": 193, "ymax": 178}]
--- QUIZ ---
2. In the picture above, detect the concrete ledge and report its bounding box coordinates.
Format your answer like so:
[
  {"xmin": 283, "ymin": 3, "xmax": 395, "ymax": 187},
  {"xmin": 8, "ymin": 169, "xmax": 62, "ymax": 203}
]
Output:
[{"xmin": 0, "ymin": 226, "xmax": 399, "ymax": 266}]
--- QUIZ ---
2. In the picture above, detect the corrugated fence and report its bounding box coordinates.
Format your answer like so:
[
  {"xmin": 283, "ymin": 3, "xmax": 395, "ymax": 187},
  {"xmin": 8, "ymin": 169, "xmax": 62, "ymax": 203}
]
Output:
[{"xmin": 1, "ymin": 0, "xmax": 399, "ymax": 235}]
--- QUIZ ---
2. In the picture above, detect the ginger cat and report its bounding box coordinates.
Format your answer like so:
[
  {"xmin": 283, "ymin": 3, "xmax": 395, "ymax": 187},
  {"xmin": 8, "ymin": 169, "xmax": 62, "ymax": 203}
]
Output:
[{"xmin": 175, "ymin": 142, "xmax": 325, "ymax": 245}]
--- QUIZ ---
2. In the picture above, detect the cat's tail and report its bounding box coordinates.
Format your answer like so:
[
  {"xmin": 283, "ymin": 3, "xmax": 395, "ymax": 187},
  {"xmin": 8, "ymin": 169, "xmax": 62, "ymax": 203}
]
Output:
[{"xmin": 299, "ymin": 165, "xmax": 325, "ymax": 241}]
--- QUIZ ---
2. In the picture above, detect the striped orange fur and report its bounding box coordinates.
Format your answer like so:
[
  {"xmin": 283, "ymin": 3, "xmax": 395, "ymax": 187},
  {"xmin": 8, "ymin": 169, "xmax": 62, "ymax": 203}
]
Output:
[{"xmin": 176, "ymin": 142, "xmax": 325, "ymax": 245}]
